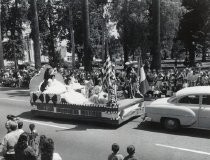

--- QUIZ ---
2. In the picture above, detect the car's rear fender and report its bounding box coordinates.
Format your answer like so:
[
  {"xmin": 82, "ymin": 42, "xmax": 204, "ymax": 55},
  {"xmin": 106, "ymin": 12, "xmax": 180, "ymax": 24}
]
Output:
[{"xmin": 145, "ymin": 105, "xmax": 197, "ymax": 126}]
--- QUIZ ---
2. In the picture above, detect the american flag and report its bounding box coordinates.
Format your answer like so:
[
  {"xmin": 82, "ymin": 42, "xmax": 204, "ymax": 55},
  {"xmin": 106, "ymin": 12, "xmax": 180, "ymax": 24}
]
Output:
[
  {"xmin": 102, "ymin": 55, "xmax": 117, "ymax": 103},
  {"xmin": 102, "ymin": 55, "xmax": 115, "ymax": 89}
]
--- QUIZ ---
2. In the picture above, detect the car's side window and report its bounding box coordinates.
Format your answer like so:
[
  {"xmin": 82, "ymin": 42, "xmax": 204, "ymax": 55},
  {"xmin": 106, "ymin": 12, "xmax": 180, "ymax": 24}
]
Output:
[
  {"xmin": 178, "ymin": 95, "xmax": 199, "ymax": 104},
  {"xmin": 202, "ymin": 95, "xmax": 210, "ymax": 105}
]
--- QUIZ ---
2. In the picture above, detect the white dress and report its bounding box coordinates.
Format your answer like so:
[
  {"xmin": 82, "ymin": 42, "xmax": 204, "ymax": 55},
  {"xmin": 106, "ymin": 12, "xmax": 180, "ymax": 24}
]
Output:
[
  {"xmin": 43, "ymin": 79, "xmax": 66, "ymax": 94},
  {"xmin": 62, "ymin": 87, "xmax": 92, "ymax": 104},
  {"xmin": 43, "ymin": 79, "xmax": 92, "ymax": 104}
]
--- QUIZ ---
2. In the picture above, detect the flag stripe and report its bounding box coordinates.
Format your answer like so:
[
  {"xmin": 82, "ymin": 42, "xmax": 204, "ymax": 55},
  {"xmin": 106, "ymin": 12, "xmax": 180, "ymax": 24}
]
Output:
[{"xmin": 138, "ymin": 56, "xmax": 149, "ymax": 95}]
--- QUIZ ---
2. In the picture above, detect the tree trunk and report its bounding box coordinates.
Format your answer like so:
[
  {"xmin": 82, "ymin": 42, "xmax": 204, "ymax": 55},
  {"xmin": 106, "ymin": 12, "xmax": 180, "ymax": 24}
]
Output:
[
  {"xmin": 189, "ymin": 44, "xmax": 196, "ymax": 67},
  {"xmin": 123, "ymin": 0, "xmax": 129, "ymax": 67},
  {"xmin": 48, "ymin": 0, "xmax": 56, "ymax": 67},
  {"xmin": 202, "ymin": 39, "xmax": 207, "ymax": 62},
  {"xmin": 13, "ymin": 0, "xmax": 18, "ymax": 70},
  {"xmin": 82, "ymin": 0, "xmax": 92, "ymax": 72},
  {"xmin": 102, "ymin": 17, "xmax": 106, "ymax": 62},
  {"xmin": 151, "ymin": 0, "xmax": 161, "ymax": 70},
  {"xmin": 0, "ymin": 1, "xmax": 4, "ymax": 70},
  {"xmin": 68, "ymin": 3, "xmax": 75, "ymax": 68},
  {"xmin": 31, "ymin": 0, "xmax": 41, "ymax": 69},
  {"xmin": 123, "ymin": 44, "xmax": 129, "ymax": 66}
]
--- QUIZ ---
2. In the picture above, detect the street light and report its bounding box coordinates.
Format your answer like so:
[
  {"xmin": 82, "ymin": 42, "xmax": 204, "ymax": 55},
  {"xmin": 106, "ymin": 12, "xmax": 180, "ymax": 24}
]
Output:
[{"xmin": 7, "ymin": 30, "xmax": 19, "ymax": 70}]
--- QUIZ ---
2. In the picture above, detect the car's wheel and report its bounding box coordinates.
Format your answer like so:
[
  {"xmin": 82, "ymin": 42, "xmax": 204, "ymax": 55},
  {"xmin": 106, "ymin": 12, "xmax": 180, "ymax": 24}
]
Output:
[{"xmin": 163, "ymin": 118, "xmax": 180, "ymax": 131}]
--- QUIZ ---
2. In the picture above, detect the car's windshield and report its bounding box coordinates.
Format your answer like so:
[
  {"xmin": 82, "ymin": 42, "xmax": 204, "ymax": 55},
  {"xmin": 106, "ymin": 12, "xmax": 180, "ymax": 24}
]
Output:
[{"xmin": 167, "ymin": 94, "xmax": 177, "ymax": 103}]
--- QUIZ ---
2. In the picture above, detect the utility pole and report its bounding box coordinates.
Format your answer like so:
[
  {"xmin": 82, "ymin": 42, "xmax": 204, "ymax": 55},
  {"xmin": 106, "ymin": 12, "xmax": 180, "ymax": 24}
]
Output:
[
  {"xmin": 31, "ymin": 0, "xmax": 41, "ymax": 69},
  {"xmin": 0, "ymin": 1, "xmax": 4, "ymax": 70},
  {"xmin": 151, "ymin": 0, "xmax": 161, "ymax": 70}
]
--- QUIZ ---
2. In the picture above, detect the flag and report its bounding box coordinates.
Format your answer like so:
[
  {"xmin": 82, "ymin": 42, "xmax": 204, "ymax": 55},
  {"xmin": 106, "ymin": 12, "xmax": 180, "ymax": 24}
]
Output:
[
  {"xmin": 138, "ymin": 56, "xmax": 150, "ymax": 95},
  {"xmin": 102, "ymin": 55, "xmax": 112, "ymax": 89},
  {"xmin": 102, "ymin": 55, "xmax": 117, "ymax": 103}
]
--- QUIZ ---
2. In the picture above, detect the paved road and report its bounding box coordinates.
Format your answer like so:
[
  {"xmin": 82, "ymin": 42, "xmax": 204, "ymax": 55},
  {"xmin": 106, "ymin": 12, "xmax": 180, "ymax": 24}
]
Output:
[{"xmin": 1, "ymin": 87, "xmax": 210, "ymax": 160}]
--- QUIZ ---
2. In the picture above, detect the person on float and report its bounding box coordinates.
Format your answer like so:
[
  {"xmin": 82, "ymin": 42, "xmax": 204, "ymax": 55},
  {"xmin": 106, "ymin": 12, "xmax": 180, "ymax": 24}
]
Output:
[
  {"xmin": 89, "ymin": 79, "xmax": 108, "ymax": 104},
  {"xmin": 38, "ymin": 67, "xmax": 108, "ymax": 105},
  {"xmin": 126, "ymin": 65, "xmax": 137, "ymax": 98}
]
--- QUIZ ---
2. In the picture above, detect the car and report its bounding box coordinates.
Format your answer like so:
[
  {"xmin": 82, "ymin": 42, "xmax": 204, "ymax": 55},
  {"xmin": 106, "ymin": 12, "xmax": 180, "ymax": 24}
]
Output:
[{"xmin": 141, "ymin": 86, "xmax": 210, "ymax": 131}]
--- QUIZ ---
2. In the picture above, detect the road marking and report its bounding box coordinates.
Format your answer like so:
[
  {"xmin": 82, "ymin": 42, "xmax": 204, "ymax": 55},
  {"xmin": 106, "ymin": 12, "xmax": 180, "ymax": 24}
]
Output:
[
  {"xmin": 21, "ymin": 118, "xmax": 70, "ymax": 130},
  {"xmin": 156, "ymin": 144, "xmax": 210, "ymax": 156},
  {"xmin": 0, "ymin": 98, "xmax": 27, "ymax": 102}
]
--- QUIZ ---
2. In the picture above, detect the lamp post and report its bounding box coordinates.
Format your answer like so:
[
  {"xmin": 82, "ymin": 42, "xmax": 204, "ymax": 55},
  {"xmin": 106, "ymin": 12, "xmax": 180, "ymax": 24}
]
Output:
[{"xmin": 7, "ymin": 30, "xmax": 18, "ymax": 70}]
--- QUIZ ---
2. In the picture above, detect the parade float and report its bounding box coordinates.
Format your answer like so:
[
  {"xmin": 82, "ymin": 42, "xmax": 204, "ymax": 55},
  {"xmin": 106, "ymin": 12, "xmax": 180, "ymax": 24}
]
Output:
[{"xmin": 29, "ymin": 63, "xmax": 144, "ymax": 126}]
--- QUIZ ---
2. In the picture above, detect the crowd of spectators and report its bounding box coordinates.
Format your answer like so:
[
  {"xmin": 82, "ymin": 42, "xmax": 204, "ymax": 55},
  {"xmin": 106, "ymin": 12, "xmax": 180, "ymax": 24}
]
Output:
[
  {"xmin": 0, "ymin": 68, "xmax": 38, "ymax": 88},
  {"xmin": 145, "ymin": 67, "xmax": 210, "ymax": 98},
  {"xmin": 1, "ymin": 114, "xmax": 141, "ymax": 160},
  {"xmin": 1, "ymin": 65, "xmax": 210, "ymax": 99},
  {"xmin": 0, "ymin": 115, "xmax": 62, "ymax": 160}
]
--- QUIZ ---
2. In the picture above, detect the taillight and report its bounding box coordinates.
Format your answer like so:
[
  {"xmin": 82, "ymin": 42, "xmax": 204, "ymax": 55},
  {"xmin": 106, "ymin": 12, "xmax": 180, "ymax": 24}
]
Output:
[{"xmin": 139, "ymin": 101, "xmax": 145, "ymax": 111}]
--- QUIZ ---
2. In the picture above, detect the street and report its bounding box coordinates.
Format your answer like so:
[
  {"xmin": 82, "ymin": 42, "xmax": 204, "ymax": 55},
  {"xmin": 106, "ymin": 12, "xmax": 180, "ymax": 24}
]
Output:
[{"xmin": 1, "ymin": 87, "xmax": 210, "ymax": 160}]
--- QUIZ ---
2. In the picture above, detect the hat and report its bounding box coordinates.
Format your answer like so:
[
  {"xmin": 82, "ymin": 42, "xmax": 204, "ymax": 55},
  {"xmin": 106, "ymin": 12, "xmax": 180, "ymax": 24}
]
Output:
[
  {"xmin": 7, "ymin": 114, "xmax": 15, "ymax": 120},
  {"xmin": 125, "ymin": 62, "xmax": 131, "ymax": 65},
  {"xmin": 127, "ymin": 145, "xmax": 135, "ymax": 155},
  {"xmin": 134, "ymin": 64, "xmax": 138, "ymax": 68}
]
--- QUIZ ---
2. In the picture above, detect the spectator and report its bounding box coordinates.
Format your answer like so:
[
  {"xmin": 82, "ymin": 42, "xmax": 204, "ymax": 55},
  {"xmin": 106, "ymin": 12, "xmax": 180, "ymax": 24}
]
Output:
[
  {"xmin": 37, "ymin": 135, "xmax": 47, "ymax": 158},
  {"xmin": 5, "ymin": 115, "xmax": 16, "ymax": 133},
  {"xmin": 108, "ymin": 143, "xmax": 124, "ymax": 160},
  {"xmin": 28, "ymin": 123, "xmax": 39, "ymax": 155},
  {"xmin": 15, "ymin": 119, "xmax": 24, "ymax": 139},
  {"xmin": 1, "ymin": 121, "xmax": 18, "ymax": 160},
  {"xmin": 41, "ymin": 138, "xmax": 62, "ymax": 160},
  {"xmin": 15, "ymin": 132, "xmax": 37, "ymax": 160},
  {"xmin": 124, "ymin": 145, "xmax": 138, "ymax": 160}
]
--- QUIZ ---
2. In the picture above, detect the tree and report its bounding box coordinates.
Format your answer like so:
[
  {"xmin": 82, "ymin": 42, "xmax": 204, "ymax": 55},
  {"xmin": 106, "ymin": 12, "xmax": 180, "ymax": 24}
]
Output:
[
  {"xmin": 178, "ymin": 0, "xmax": 209, "ymax": 66},
  {"xmin": 0, "ymin": 1, "xmax": 4, "ymax": 70},
  {"xmin": 68, "ymin": 2, "xmax": 75, "ymax": 68},
  {"xmin": 150, "ymin": 0, "xmax": 160, "ymax": 70},
  {"xmin": 30, "ymin": 0, "xmax": 41, "ymax": 69},
  {"xmin": 111, "ymin": 0, "xmax": 151, "ymax": 65},
  {"xmin": 82, "ymin": 0, "xmax": 92, "ymax": 72},
  {"xmin": 159, "ymin": 0, "xmax": 184, "ymax": 59},
  {"xmin": 1, "ymin": 0, "xmax": 27, "ymax": 68}
]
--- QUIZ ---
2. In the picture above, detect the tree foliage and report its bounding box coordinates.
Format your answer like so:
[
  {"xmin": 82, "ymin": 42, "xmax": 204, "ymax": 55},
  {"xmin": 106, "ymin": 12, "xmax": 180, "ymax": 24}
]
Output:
[
  {"xmin": 178, "ymin": 0, "xmax": 210, "ymax": 66},
  {"xmin": 1, "ymin": 0, "xmax": 204, "ymax": 69},
  {"xmin": 1, "ymin": 0, "xmax": 28, "ymax": 62}
]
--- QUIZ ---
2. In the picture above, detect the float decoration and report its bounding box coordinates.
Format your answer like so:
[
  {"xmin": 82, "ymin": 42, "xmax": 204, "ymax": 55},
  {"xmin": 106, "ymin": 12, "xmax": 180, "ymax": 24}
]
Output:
[{"xmin": 29, "ymin": 64, "xmax": 143, "ymax": 126}]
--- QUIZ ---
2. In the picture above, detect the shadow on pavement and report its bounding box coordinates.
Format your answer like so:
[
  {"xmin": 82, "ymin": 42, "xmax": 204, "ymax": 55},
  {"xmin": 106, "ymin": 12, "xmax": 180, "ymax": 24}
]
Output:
[
  {"xmin": 7, "ymin": 90, "xmax": 30, "ymax": 97},
  {"xmin": 17, "ymin": 111, "xmax": 118, "ymax": 131},
  {"xmin": 135, "ymin": 121, "xmax": 210, "ymax": 139},
  {"xmin": 0, "ymin": 87, "xmax": 28, "ymax": 91},
  {"xmin": 0, "ymin": 87, "xmax": 29, "ymax": 97},
  {"xmin": 55, "ymin": 122, "xmax": 117, "ymax": 132}
]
